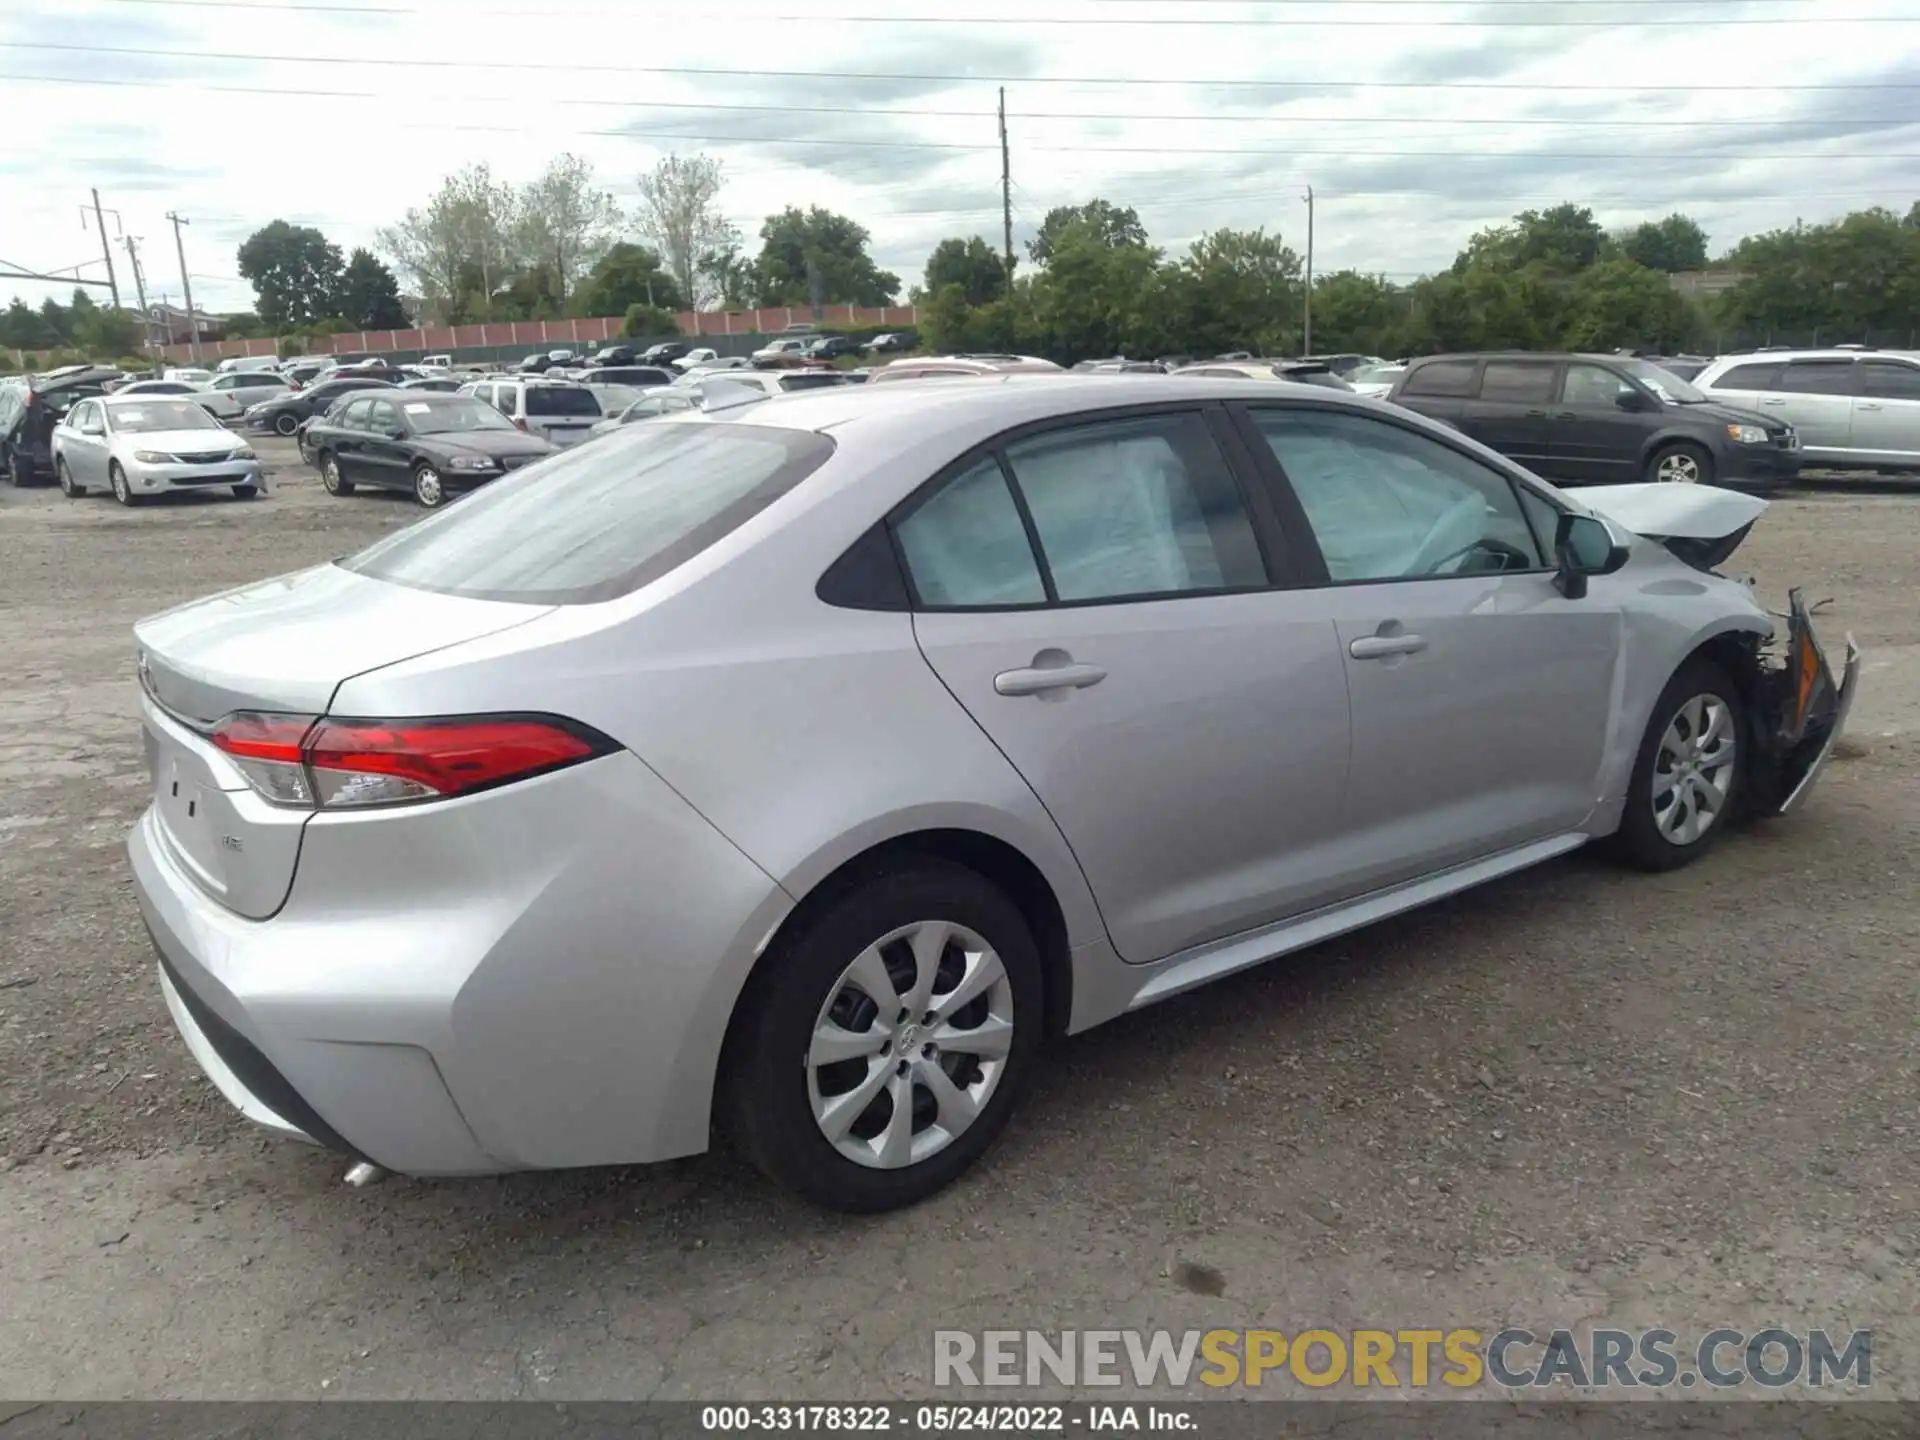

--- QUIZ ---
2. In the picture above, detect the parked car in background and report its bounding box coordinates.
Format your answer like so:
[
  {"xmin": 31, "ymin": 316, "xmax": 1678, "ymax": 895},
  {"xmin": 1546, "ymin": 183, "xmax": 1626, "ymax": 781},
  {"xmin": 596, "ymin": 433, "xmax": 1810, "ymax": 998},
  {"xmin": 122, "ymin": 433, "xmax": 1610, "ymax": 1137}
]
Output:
[
  {"xmin": 804, "ymin": 335, "xmax": 866, "ymax": 361},
  {"xmin": 518, "ymin": 353, "xmax": 555, "ymax": 374},
  {"xmin": 1308, "ymin": 353, "xmax": 1386, "ymax": 378},
  {"xmin": 420, "ymin": 354, "xmax": 453, "ymax": 371},
  {"xmin": 115, "ymin": 378, "xmax": 243, "ymax": 422},
  {"xmin": 750, "ymin": 338, "xmax": 814, "ymax": 365},
  {"xmin": 641, "ymin": 341, "xmax": 694, "ymax": 366},
  {"xmin": 586, "ymin": 345, "xmax": 639, "ymax": 366},
  {"xmin": 576, "ymin": 365, "xmax": 675, "ymax": 388},
  {"xmin": 868, "ymin": 354, "xmax": 1063, "ymax": 384},
  {"xmin": 1074, "ymin": 358, "xmax": 1169, "ymax": 374},
  {"xmin": 1389, "ymin": 352, "xmax": 1801, "ymax": 489},
  {"xmin": 677, "ymin": 356, "xmax": 752, "ymax": 381},
  {"xmin": 587, "ymin": 386, "xmax": 698, "ymax": 436},
  {"xmin": 246, "ymin": 375, "xmax": 396, "ymax": 436},
  {"xmin": 1175, "ymin": 360, "xmax": 1355, "ymax": 391},
  {"xmin": 842, "ymin": 368, "xmax": 871, "ymax": 384},
  {"xmin": 547, "ymin": 349, "xmax": 577, "ymax": 365},
  {"xmin": 867, "ymin": 331, "xmax": 917, "ymax": 354},
  {"xmin": 671, "ymin": 347, "xmax": 719, "ymax": 371},
  {"xmin": 207, "ymin": 370, "xmax": 293, "ymax": 411},
  {"xmin": 1692, "ymin": 348, "xmax": 1920, "ymax": 472},
  {"xmin": 1348, "ymin": 362, "xmax": 1408, "ymax": 399},
  {"xmin": 53, "ymin": 393, "xmax": 260, "ymax": 504},
  {"xmin": 282, "ymin": 359, "xmax": 334, "ymax": 387},
  {"xmin": 464, "ymin": 376, "xmax": 605, "ymax": 448},
  {"xmin": 126, "ymin": 374, "xmax": 1856, "ymax": 1212},
  {"xmin": 1639, "ymin": 354, "xmax": 1711, "ymax": 383},
  {"xmin": 306, "ymin": 391, "xmax": 557, "ymax": 508},
  {"xmin": 163, "ymin": 367, "xmax": 213, "ymax": 385},
  {"xmin": 399, "ymin": 376, "xmax": 464, "ymax": 393},
  {"xmin": 1, "ymin": 365, "xmax": 120, "ymax": 484},
  {"xmin": 694, "ymin": 370, "xmax": 852, "ymax": 405}
]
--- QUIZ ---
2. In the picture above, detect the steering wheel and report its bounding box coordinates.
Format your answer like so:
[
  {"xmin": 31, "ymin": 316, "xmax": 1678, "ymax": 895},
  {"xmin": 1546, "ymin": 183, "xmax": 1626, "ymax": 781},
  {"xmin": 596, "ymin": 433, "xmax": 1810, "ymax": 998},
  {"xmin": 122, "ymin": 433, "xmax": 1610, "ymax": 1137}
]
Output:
[{"xmin": 1424, "ymin": 537, "xmax": 1535, "ymax": 575}]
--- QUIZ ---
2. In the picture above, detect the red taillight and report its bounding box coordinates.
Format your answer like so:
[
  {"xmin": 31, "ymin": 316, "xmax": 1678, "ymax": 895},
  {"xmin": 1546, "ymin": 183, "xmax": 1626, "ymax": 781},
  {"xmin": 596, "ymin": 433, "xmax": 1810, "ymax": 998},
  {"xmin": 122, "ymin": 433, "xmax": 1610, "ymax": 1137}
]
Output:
[{"xmin": 209, "ymin": 712, "xmax": 610, "ymax": 809}]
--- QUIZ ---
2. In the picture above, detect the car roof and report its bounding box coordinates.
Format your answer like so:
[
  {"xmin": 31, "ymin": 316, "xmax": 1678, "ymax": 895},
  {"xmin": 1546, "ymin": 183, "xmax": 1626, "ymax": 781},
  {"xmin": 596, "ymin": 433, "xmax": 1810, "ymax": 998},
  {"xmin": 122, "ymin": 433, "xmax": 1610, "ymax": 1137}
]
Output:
[
  {"xmin": 1707, "ymin": 348, "xmax": 1908, "ymax": 364},
  {"xmin": 102, "ymin": 389, "xmax": 204, "ymax": 405}
]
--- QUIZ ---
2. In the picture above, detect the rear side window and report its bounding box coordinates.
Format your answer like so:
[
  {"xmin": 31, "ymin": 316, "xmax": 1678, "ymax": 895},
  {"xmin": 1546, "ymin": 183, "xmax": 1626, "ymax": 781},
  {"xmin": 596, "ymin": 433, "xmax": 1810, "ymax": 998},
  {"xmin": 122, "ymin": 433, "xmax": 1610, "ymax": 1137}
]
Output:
[
  {"xmin": 525, "ymin": 386, "xmax": 600, "ymax": 417},
  {"xmin": 1716, "ymin": 362, "xmax": 1783, "ymax": 390},
  {"xmin": 1478, "ymin": 361, "xmax": 1557, "ymax": 403},
  {"xmin": 339, "ymin": 422, "xmax": 835, "ymax": 604},
  {"xmin": 1779, "ymin": 359, "xmax": 1855, "ymax": 396},
  {"xmin": 895, "ymin": 457, "xmax": 1047, "ymax": 607},
  {"xmin": 1402, "ymin": 360, "xmax": 1476, "ymax": 397}
]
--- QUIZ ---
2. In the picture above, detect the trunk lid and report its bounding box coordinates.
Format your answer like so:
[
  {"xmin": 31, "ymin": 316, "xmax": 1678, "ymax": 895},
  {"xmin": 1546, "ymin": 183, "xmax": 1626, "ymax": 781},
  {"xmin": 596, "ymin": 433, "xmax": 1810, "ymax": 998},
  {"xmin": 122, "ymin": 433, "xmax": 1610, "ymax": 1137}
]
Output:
[{"xmin": 134, "ymin": 562, "xmax": 553, "ymax": 917}]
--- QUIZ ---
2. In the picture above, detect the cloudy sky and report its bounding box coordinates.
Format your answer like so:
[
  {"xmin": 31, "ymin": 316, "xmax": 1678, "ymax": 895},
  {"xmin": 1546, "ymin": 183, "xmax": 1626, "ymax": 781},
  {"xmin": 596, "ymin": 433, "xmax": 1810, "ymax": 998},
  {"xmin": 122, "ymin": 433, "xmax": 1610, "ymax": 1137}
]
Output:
[{"xmin": 2, "ymin": 0, "xmax": 1916, "ymax": 317}]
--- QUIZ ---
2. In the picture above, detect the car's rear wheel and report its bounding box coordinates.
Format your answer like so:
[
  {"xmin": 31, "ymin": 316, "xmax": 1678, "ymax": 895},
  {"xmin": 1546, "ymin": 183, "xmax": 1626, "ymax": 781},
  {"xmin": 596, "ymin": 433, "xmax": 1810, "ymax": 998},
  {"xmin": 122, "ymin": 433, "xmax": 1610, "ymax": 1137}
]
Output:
[
  {"xmin": 7, "ymin": 448, "xmax": 32, "ymax": 487},
  {"xmin": 725, "ymin": 861, "xmax": 1043, "ymax": 1212},
  {"xmin": 411, "ymin": 463, "xmax": 446, "ymax": 508},
  {"xmin": 320, "ymin": 454, "xmax": 353, "ymax": 496},
  {"xmin": 1648, "ymin": 441, "xmax": 1713, "ymax": 485},
  {"xmin": 109, "ymin": 462, "xmax": 139, "ymax": 507},
  {"xmin": 1608, "ymin": 657, "xmax": 1744, "ymax": 871},
  {"xmin": 273, "ymin": 412, "xmax": 299, "ymax": 437},
  {"xmin": 56, "ymin": 458, "xmax": 84, "ymax": 497}
]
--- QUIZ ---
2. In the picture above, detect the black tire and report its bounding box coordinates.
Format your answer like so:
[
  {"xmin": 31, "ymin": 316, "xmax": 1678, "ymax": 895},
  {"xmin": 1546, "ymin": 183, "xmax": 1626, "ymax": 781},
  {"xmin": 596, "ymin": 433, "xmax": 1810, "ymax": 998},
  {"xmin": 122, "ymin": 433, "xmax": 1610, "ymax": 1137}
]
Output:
[
  {"xmin": 1606, "ymin": 658, "xmax": 1745, "ymax": 872},
  {"xmin": 1647, "ymin": 440, "xmax": 1713, "ymax": 487},
  {"xmin": 56, "ymin": 458, "xmax": 84, "ymax": 498},
  {"xmin": 411, "ymin": 463, "xmax": 447, "ymax": 508},
  {"xmin": 319, "ymin": 454, "xmax": 354, "ymax": 496},
  {"xmin": 273, "ymin": 412, "xmax": 300, "ymax": 437},
  {"xmin": 724, "ymin": 861, "xmax": 1044, "ymax": 1212},
  {"xmin": 231, "ymin": 484, "xmax": 260, "ymax": 500},
  {"xmin": 109, "ymin": 462, "xmax": 140, "ymax": 507},
  {"xmin": 7, "ymin": 448, "xmax": 32, "ymax": 487}
]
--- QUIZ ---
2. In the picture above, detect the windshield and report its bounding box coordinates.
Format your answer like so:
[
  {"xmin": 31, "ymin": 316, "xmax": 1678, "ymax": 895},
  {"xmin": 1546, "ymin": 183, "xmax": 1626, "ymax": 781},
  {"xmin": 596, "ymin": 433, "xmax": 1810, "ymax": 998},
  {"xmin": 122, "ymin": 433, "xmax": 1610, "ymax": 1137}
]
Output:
[
  {"xmin": 109, "ymin": 400, "xmax": 218, "ymax": 432},
  {"xmin": 1350, "ymin": 363, "xmax": 1405, "ymax": 385},
  {"xmin": 338, "ymin": 421, "xmax": 834, "ymax": 604},
  {"xmin": 1621, "ymin": 358, "xmax": 1706, "ymax": 404},
  {"xmin": 407, "ymin": 398, "xmax": 517, "ymax": 435}
]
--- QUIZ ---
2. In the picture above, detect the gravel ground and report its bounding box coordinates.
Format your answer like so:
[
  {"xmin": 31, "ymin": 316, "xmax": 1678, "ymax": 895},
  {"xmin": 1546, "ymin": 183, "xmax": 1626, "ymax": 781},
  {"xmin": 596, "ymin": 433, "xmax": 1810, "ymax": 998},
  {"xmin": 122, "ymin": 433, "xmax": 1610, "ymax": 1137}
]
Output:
[{"xmin": 1, "ymin": 445, "xmax": 1917, "ymax": 1401}]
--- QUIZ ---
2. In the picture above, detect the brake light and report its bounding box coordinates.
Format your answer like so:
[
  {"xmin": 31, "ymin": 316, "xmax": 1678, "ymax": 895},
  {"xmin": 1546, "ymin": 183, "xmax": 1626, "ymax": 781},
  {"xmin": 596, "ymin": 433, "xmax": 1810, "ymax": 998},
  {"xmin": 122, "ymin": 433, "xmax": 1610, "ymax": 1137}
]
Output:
[{"xmin": 209, "ymin": 712, "xmax": 613, "ymax": 809}]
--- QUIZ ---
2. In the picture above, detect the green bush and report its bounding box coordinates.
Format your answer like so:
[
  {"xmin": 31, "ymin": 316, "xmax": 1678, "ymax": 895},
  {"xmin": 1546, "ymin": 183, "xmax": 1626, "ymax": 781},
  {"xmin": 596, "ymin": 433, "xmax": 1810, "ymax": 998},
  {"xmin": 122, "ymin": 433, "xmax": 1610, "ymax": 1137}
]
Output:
[{"xmin": 622, "ymin": 303, "xmax": 682, "ymax": 339}]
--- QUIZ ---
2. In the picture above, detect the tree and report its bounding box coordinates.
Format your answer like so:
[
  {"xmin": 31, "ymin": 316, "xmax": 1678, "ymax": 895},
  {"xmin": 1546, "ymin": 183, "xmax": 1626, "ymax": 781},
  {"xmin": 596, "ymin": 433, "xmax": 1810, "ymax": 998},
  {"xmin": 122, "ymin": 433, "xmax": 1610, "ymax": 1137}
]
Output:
[
  {"xmin": 1457, "ymin": 204, "xmax": 1606, "ymax": 278},
  {"xmin": 377, "ymin": 164, "xmax": 517, "ymax": 323},
  {"xmin": 1310, "ymin": 271, "xmax": 1409, "ymax": 356},
  {"xmin": 1027, "ymin": 200, "xmax": 1147, "ymax": 264},
  {"xmin": 571, "ymin": 242, "xmax": 683, "ymax": 317},
  {"xmin": 752, "ymin": 206, "xmax": 900, "ymax": 308},
  {"xmin": 336, "ymin": 248, "xmax": 409, "ymax": 329},
  {"xmin": 512, "ymin": 153, "xmax": 621, "ymax": 305},
  {"xmin": 633, "ymin": 153, "xmax": 742, "ymax": 310},
  {"xmin": 237, "ymin": 221, "xmax": 346, "ymax": 330},
  {"xmin": 920, "ymin": 236, "xmax": 1007, "ymax": 306},
  {"xmin": 1619, "ymin": 213, "xmax": 1709, "ymax": 273},
  {"xmin": 698, "ymin": 244, "xmax": 755, "ymax": 309},
  {"xmin": 1560, "ymin": 258, "xmax": 1696, "ymax": 351},
  {"xmin": 0, "ymin": 296, "xmax": 54, "ymax": 349},
  {"xmin": 1171, "ymin": 227, "xmax": 1302, "ymax": 357},
  {"xmin": 1029, "ymin": 220, "xmax": 1170, "ymax": 361},
  {"xmin": 622, "ymin": 303, "xmax": 681, "ymax": 339},
  {"xmin": 69, "ymin": 289, "xmax": 141, "ymax": 354}
]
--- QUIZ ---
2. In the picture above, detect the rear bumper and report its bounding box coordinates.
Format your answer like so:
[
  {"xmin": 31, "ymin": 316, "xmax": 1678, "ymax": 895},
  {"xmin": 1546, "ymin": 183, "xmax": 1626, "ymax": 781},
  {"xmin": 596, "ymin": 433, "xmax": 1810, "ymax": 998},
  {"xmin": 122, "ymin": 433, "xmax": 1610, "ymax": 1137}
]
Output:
[{"xmin": 128, "ymin": 750, "xmax": 793, "ymax": 1176}]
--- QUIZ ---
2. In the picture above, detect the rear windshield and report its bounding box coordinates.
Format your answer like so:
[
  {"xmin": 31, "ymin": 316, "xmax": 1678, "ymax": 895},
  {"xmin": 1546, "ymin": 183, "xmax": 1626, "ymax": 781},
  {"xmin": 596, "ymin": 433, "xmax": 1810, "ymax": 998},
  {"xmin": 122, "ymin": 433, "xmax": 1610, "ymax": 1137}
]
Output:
[
  {"xmin": 525, "ymin": 386, "xmax": 601, "ymax": 417},
  {"xmin": 337, "ymin": 421, "xmax": 835, "ymax": 604}
]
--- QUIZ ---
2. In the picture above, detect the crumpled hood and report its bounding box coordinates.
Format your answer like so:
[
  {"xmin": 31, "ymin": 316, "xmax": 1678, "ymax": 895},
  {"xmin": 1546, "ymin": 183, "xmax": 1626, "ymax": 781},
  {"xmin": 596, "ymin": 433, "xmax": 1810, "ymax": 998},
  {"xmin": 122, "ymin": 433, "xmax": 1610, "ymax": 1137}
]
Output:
[{"xmin": 1576, "ymin": 482, "xmax": 1769, "ymax": 570}]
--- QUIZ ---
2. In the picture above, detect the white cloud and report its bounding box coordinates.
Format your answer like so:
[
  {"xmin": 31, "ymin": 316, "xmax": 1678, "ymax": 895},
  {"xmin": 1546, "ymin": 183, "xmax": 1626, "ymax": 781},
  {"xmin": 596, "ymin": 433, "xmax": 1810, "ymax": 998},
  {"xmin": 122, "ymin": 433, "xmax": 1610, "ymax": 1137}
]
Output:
[{"xmin": 1, "ymin": 0, "xmax": 1915, "ymax": 313}]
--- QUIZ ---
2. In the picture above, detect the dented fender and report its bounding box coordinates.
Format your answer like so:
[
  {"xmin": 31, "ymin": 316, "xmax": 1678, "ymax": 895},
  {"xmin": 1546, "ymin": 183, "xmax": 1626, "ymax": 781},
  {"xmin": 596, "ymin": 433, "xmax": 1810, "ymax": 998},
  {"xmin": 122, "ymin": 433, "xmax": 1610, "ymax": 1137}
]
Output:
[{"xmin": 1733, "ymin": 589, "xmax": 1861, "ymax": 816}]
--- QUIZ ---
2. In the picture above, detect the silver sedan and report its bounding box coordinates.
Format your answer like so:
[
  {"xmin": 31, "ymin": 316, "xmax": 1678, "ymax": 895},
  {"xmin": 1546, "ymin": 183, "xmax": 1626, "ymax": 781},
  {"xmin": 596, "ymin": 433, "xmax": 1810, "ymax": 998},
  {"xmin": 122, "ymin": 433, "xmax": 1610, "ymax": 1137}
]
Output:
[
  {"xmin": 126, "ymin": 377, "xmax": 1857, "ymax": 1210},
  {"xmin": 54, "ymin": 394, "xmax": 263, "ymax": 504}
]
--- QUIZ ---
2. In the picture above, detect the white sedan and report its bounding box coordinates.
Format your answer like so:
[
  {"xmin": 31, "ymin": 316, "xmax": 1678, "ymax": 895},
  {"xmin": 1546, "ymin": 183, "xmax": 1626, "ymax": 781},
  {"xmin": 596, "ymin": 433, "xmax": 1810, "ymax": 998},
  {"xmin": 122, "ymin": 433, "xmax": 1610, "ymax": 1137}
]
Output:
[
  {"xmin": 52, "ymin": 393, "xmax": 261, "ymax": 504},
  {"xmin": 114, "ymin": 378, "xmax": 242, "ymax": 421}
]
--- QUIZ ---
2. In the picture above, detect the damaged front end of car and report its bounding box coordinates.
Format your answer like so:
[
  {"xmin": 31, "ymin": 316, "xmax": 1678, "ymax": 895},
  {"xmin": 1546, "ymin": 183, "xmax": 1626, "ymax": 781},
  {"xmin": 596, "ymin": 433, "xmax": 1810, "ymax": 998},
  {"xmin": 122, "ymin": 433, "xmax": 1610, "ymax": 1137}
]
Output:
[{"xmin": 1737, "ymin": 588, "xmax": 1861, "ymax": 816}]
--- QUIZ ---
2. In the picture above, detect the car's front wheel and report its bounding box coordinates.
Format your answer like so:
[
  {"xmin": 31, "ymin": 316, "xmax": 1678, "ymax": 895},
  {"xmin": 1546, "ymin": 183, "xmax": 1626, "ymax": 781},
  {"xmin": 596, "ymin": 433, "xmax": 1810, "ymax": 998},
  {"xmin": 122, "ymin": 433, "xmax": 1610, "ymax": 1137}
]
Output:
[
  {"xmin": 412, "ymin": 463, "xmax": 446, "ymax": 508},
  {"xmin": 320, "ymin": 454, "xmax": 354, "ymax": 496},
  {"xmin": 1608, "ymin": 658, "xmax": 1744, "ymax": 871},
  {"xmin": 274, "ymin": 412, "xmax": 300, "ymax": 437},
  {"xmin": 1648, "ymin": 441, "xmax": 1713, "ymax": 485},
  {"xmin": 109, "ymin": 462, "xmax": 139, "ymax": 507},
  {"xmin": 56, "ymin": 458, "xmax": 84, "ymax": 497},
  {"xmin": 725, "ymin": 861, "xmax": 1043, "ymax": 1212}
]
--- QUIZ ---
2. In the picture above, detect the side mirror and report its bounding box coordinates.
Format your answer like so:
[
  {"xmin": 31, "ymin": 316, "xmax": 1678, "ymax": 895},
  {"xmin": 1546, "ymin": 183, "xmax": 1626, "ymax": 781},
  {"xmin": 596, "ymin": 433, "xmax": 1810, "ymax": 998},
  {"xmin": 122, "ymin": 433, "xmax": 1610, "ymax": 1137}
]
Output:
[
  {"xmin": 1553, "ymin": 512, "xmax": 1629, "ymax": 599},
  {"xmin": 385, "ymin": 426, "xmax": 406, "ymax": 440},
  {"xmin": 1615, "ymin": 389, "xmax": 1654, "ymax": 412}
]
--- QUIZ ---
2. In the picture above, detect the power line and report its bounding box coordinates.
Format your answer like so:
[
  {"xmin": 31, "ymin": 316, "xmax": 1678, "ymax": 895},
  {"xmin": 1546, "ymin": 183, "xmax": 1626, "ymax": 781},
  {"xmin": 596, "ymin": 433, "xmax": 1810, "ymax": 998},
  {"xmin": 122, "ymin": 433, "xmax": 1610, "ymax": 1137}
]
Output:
[
  {"xmin": 3, "ymin": 54, "xmax": 1910, "ymax": 128},
  {"xmin": 52, "ymin": 0, "xmax": 1920, "ymax": 21},
  {"xmin": 1, "ymin": 75, "xmax": 1914, "ymax": 160},
  {"xmin": 4, "ymin": 42, "xmax": 1911, "ymax": 89}
]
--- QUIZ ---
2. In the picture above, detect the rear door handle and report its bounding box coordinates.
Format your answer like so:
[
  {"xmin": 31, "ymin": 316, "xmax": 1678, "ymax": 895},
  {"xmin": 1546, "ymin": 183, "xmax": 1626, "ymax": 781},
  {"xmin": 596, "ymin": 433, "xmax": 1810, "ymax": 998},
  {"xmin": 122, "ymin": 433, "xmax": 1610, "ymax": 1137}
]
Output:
[
  {"xmin": 1857, "ymin": 402, "xmax": 1884, "ymax": 411},
  {"xmin": 1349, "ymin": 634, "xmax": 1429, "ymax": 660},
  {"xmin": 1524, "ymin": 408, "xmax": 1548, "ymax": 417},
  {"xmin": 994, "ymin": 660, "xmax": 1108, "ymax": 696},
  {"xmin": 1761, "ymin": 398, "xmax": 1787, "ymax": 406}
]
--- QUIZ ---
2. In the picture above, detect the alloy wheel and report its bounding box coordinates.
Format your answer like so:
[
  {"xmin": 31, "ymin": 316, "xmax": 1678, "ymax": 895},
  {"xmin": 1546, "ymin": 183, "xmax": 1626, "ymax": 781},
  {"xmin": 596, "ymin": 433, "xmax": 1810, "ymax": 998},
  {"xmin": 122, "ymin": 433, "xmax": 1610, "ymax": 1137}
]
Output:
[
  {"xmin": 111, "ymin": 466, "xmax": 131, "ymax": 505},
  {"xmin": 413, "ymin": 466, "xmax": 445, "ymax": 507},
  {"xmin": 1651, "ymin": 692, "xmax": 1737, "ymax": 845},
  {"xmin": 1656, "ymin": 451, "xmax": 1702, "ymax": 484},
  {"xmin": 275, "ymin": 413, "xmax": 299, "ymax": 436},
  {"xmin": 322, "ymin": 457, "xmax": 343, "ymax": 494},
  {"xmin": 806, "ymin": 919, "xmax": 1015, "ymax": 1170}
]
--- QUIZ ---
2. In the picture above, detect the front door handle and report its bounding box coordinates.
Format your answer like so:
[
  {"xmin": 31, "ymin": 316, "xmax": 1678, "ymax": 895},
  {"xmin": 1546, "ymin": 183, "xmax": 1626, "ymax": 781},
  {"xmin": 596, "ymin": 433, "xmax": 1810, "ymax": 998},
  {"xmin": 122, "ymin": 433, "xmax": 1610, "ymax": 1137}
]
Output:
[
  {"xmin": 1857, "ymin": 402, "xmax": 1884, "ymax": 411},
  {"xmin": 1349, "ymin": 634, "xmax": 1429, "ymax": 660},
  {"xmin": 995, "ymin": 652, "xmax": 1108, "ymax": 696},
  {"xmin": 1761, "ymin": 398, "xmax": 1787, "ymax": 406}
]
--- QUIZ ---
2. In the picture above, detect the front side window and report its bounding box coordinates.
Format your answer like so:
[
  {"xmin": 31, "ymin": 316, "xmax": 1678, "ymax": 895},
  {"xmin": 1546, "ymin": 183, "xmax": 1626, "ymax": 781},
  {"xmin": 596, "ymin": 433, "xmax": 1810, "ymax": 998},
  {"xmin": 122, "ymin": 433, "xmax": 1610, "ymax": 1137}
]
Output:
[
  {"xmin": 1001, "ymin": 413, "xmax": 1266, "ymax": 601},
  {"xmin": 1250, "ymin": 408, "xmax": 1544, "ymax": 583},
  {"xmin": 338, "ymin": 398, "xmax": 376, "ymax": 430},
  {"xmin": 1716, "ymin": 362, "xmax": 1783, "ymax": 391},
  {"xmin": 339, "ymin": 422, "xmax": 834, "ymax": 604},
  {"xmin": 366, "ymin": 400, "xmax": 402, "ymax": 433},
  {"xmin": 1561, "ymin": 364, "xmax": 1635, "ymax": 408},
  {"xmin": 1857, "ymin": 360, "xmax": 1920, "ymax": 401},
  {"xmin": 1779, "ymin": 359, "xmax": 1855, "ymax": 396},
  {"xmin": 895, "ymin": 456, "xmax": 1047, "ymax": 608}
]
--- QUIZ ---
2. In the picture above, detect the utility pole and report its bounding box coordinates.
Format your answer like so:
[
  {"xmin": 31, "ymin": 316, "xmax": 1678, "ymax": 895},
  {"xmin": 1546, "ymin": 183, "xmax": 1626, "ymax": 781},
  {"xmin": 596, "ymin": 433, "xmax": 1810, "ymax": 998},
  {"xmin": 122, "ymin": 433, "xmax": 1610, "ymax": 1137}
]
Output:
[
  {"xmin": 1302, "ymin": 185, "xmax": 1315, "ymax": 358},
  {"xmin": 85, "ymin": 190, "xmax": 123, "ymax": 309},
  {"xmin": 123, "ymin": 235, "xmax": 154, "ymax": 352},
  {"xmin": 999, "ymin": 87, "xmax": 1014, "ymax": 285},
  {"xmin": 165, "ymin": 211, "xmax": 199, "ymax": 363}
]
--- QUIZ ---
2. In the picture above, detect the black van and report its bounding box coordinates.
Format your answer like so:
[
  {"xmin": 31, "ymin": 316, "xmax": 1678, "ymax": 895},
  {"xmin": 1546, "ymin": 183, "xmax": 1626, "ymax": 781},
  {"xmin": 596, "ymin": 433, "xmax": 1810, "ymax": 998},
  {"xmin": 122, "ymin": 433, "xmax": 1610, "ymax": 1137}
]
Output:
[
  {"xmin": 0, "ymin": 366, "xmax": 119, "ymax": 486},
  {"xmin": 1388, "ymin": 352, "xmax": 1801, "ymax": 489}
]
